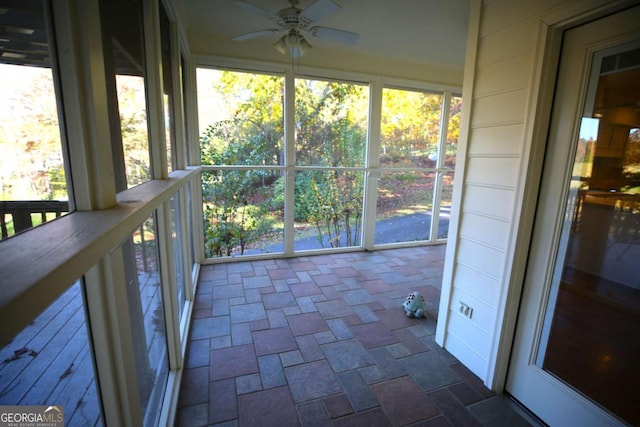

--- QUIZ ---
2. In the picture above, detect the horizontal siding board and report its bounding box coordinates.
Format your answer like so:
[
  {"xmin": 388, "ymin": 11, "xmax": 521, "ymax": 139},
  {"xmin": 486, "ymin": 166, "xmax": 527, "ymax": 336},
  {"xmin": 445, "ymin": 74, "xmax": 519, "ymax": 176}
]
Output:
[
  {"xmin": 465, "ymin": 157, "xmax": 521, "ymax": 188},
  {"xmin": 476, "ymin": 18, "xmax": 538, "ymax": 68},
  {"xmin": 463, "ymin": 185, "xmax": 515, "ymax": 220},
  {"xmin": 450, "ymin": 287, "xmax": 496, "ymax": 340},
  {"xmin": 452, "ymin": 263, "xmax": 501, "ymax": 307},
  {"xmin": 470, "ymin": 89, "xmax": 529, "ymax": 127},
  {"xmin": 468, "ymin": 124, "xmax": 524, "ymax": 156},
  {"xmin": 443, "ymin": 331, "xmax": 488, "ymax": 379},
  {"xmin": 459, "ymin": 213, "xmax": 510, "ymax": 250},
  {"xmin": 447, "ymin": 305, "xmax": 492, "ymax": 358},
  {"xmin": 474, "ymin": 53, "xmax": 535, "ymax": 98},
  {"xmin": 456, "ymin": 238, "xmax": 505, "ymax": 279},
  {"xmin": 480, "ymin": 0, "xmax": 561, "ymax": 37}
]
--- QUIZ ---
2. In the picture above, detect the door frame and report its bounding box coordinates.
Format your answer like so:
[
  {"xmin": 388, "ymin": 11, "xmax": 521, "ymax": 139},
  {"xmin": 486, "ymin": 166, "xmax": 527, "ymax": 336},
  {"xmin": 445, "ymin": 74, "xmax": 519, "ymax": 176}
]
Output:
[{"xmin": 502, "ymin": 3, "xmax": 640, "ymax": 425}]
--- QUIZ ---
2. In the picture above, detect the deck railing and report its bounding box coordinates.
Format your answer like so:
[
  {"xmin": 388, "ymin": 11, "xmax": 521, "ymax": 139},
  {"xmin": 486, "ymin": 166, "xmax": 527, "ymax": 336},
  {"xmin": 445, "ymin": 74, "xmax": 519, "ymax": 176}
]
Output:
[{"xmin": 0, "ymin": 200, "xmax": 70, "ymax": 240}]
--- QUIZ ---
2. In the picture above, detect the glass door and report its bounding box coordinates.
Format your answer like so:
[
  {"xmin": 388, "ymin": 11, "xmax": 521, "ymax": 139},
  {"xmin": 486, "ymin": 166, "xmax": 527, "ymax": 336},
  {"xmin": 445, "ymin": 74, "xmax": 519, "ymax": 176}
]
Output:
[{"xmin": 507, "ymin": 7, "xmax": 640, "ymax": 426}]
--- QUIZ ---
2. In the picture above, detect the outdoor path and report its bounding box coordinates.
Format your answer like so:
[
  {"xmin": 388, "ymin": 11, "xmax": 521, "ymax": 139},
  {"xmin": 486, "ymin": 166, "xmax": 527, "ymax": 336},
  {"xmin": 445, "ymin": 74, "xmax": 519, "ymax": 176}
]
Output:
[{"xmin": 248, "ymin": 209, "xmax": 451, "ymax": 254}]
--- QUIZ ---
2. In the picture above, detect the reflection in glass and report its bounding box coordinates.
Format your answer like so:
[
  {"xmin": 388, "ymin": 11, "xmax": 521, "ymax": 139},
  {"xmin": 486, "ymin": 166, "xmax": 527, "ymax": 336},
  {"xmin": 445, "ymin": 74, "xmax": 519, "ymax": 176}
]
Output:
[
  {"xmin": 201, "ymin": 169, "xmax": 284, "ymax": 257},
  {"xmin": 446, "ymin": 95, "xmax": 462, "ymax": 168},
  {"xmin": 438, "ymin": 172, "xmax": 455, "ymax": 240},
  {"xmin": 115, "ymin": 75, "xmax": 151, "ymax": 187},
  {"xmin": 99, "ymin": 0, "xmax": 151, "ymax": 190},
  {"xmin": 160, "ymin": 4, "xmax": 176, "ymax": 172},
  {"xmin": 537, "ymin": 48, "xmax": 640, "ymax": 425},
  {"xmin": 294, "ymin": 170, "xmax": 364, "ymax": 251},
  {"xmin": 119, "ymin": 215, "xmax": 168, "ymax": 425},
  {"xmin": 0, "ymin": 281, "xmax": 103, "ymax": 425},
  {"xmin": 170, "ymin": 193, "xmax": 186, "ymax": 319}
]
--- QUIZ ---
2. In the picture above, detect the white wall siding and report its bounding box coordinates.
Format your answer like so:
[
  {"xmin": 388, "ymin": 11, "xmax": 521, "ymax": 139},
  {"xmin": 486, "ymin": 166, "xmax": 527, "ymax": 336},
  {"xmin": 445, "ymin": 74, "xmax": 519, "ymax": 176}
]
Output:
[
  {"xmin": 468, "ymin": 125, "xmax": 524, "ymax": 155},
  {"xmin": 463, "ymin": 185, "xmax": 515, "ymax": 219},
  {"xmin": 452, "ymin": 263, "xmax": 502, "ymax": 308},
  {"xmin": 459, "ymin": 213, "xmax": 510, "ymax": 249}
]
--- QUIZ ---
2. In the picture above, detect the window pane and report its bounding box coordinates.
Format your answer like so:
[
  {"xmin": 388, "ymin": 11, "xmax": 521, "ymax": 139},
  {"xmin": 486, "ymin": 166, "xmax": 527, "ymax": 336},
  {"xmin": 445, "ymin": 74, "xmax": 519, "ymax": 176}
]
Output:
[
  {"xmin": 197, "ymin": 68, "xmax": 284, "ymax": 166},
  {"xmin": 202, "ymin": 169, "xmax": 284, "ymax": 258},
  {"xmin": 0, "ymin": 280, "xmax": 103, "ymax": 426},
  {"xmin": 295, "ymin": 78, "xmax": 368, "ymax": 167},
  {"xmin": 446, "ymin": 95, "xmax": 462, "ymax": 169},
  {"xmin": 185, "ymin": 180, "xmax": 196, "ymax": 281},
  {"xmin": 170, "ymin": 192, "xmax": 186, "ymax": 319},
  {"xmin": 0, "ymin": 1, "xmax": 71, "ymax": 239},
  {"xmin": 294, "ymin": 170, "xmax": 364, "ymax": 250},
  {"xmin": 115, "ymin": 75, "xmax": 151, "ymax": 187},
  {"xmin": 375, "ymin": 171, "xmax": 434, "ymax": 244},
  {"xmin": 160, "ymin": 4, "xmax": 176, "ymax": 172},
  {"xmin": 100, "ymin": 0, "xmax": 151, "ymax": 190},
  {"xmin": 119, "ymin": 215, "xmax": 168, "ymax": 425},
  {"xmin": 380, "ymin": 88, "xmax": 443, "ymax": 168},
  {"xmin": 438, "ymin": 172, "xmax": 454, "ymax": 240}
]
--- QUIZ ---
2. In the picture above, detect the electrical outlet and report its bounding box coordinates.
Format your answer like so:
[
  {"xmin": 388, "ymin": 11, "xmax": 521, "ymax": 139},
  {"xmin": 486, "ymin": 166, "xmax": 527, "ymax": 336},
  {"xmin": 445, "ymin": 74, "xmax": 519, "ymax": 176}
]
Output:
[{"xmin": 459, "ymin": 302, "xmax": 473, "ymax": 319}]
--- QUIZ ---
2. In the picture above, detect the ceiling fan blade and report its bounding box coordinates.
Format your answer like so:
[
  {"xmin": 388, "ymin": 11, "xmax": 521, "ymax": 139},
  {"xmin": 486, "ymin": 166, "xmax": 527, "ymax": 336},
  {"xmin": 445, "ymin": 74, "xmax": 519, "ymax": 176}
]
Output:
[
  {"xmin": 310, "ymin": 26, "xmax": 359, "ymax": 45},
  {"xmin": 299, "ymin": 0, "xmax": 340, "ymax": 23},
  {"xmin": 233, "ymin": 29, "xmax": 281, "ymax": 41},
  {"xmin": 232, "ymin": 1, "xmax": 282, "ymax": 23}
]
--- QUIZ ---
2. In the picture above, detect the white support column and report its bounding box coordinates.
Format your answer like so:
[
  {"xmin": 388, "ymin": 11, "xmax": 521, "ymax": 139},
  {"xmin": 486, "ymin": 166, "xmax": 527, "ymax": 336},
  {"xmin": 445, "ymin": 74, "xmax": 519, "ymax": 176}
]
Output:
[
  {"xmin": 362, "ymin": 78, "xmax": 383, "ymax": 250},
  {"xmin": 284, "ymin": 68, "xmax": 296, "ymax": 255},
  {"xmin": 52, "ymin": 0, "xmax": 117, "ymax": 210}
]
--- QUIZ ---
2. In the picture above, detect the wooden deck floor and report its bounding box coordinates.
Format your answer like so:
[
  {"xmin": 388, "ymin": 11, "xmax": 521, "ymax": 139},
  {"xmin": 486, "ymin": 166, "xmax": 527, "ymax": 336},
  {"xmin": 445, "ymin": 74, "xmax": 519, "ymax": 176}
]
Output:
[
  {"xmin": 0, "ymin": 281, "xmax": 102, "ymax": 426},
  {"xmin": 0, "ymin": 266, "xmax": 168, "ymax": 426}
]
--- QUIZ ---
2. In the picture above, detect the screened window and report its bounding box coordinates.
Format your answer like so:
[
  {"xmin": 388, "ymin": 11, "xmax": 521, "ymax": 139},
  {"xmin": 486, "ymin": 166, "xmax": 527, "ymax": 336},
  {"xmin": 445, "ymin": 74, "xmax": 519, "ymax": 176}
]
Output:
[
  {"xmin": 99, "ymin": 0, "xmax": 152, "ymax": 191},
  {"xmin": 0, "ymin": 0, "xmax": 71, "ymax": 239},
  {"xmin": 195, "ymin": 65, "xmax": 461, "ymax": 258},
  {"xmin": 295, "ymin": 78, "xmax": 368, "ymax": 167}
]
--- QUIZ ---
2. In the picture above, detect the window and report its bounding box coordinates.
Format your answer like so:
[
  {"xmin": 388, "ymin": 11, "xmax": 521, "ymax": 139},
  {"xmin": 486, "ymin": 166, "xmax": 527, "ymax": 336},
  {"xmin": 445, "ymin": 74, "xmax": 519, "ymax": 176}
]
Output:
[
  {"xmin": 375, "ymin": 88, "xmax": 459, "ymax": 244},
  {"xmin": 198, "ymin": 68, "xmax": 285, "ymax": 257},
  {"xmin": 116, "ymin": 215, "xmax": 169, "ymax": 426},
  {"xmin": 195, "ymin": 66, "xmax": 461, "ymax": 259},
  {"xmin": 160, "ymin": 3, "xmax": 177, "ymax": 172},
  {"xmin": 0, "ymin": 0, "xmax": 71, "ymax": 239},
  {"xmin": 99, "ymin": 0, "xmax": 152, "ymax": 191},
  {"xmin": 292, "ymin": 78, "xmax": 368, "ymax": 250}
]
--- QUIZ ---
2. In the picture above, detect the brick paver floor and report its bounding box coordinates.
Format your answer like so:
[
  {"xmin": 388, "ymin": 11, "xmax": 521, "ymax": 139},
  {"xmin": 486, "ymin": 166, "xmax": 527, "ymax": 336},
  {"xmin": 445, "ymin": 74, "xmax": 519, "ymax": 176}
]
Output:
[{"xmin": 177, "ymin": 246, "xmax": 535, "ymax": 426}]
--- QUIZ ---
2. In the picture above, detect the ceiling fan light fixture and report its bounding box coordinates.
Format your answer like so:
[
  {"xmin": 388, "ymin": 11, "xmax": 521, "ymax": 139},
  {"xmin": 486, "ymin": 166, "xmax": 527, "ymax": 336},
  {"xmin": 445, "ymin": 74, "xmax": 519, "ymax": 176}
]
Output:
[
  {"xmin": 285, "ymin": 30, "xmax": 300, "ymax": 47},
  {"xmin": 274, "ymin": 36, "xmax": 288, "ymax": 55}
]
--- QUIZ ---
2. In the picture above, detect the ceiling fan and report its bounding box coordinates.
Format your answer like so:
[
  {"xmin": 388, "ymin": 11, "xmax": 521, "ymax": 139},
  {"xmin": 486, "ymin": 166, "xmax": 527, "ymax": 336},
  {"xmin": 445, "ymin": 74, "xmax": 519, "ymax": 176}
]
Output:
[{"xmin": 232, "ymin": 0, "xmax": 360, "ymax": 57}]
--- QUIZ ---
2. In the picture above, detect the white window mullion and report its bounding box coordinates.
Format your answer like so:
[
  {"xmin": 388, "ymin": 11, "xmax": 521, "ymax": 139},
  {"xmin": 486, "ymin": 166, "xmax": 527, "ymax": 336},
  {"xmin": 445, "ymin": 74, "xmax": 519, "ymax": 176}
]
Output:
[
  {"xmin": 362, "ymin": 78, "xmax": 383, "ymax": 250},
  {"xmin": 143, "ymin": 0, "xmax": 168, "ymax": 179},
  {"xmin": 84, "ymin": 255, "xmax": 144, "ymax": 426},
  {"xmin": 284, "ymin": 69, "xmax": 296, "ymax": 255},
  {"xmin": 430, "ymin": 91, "xmax": 452, "ymax": 242},
  {"xmin": 170, "ymin": 21, "xmax": 187, "ymax": 171}
]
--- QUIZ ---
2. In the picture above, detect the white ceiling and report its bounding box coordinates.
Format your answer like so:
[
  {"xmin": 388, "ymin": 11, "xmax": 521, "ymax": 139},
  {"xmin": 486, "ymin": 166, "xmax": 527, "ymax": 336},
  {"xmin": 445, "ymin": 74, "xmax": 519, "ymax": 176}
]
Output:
[{"xmin": 181, "ymin": 0, "xmax": 470, "ymax": 85}]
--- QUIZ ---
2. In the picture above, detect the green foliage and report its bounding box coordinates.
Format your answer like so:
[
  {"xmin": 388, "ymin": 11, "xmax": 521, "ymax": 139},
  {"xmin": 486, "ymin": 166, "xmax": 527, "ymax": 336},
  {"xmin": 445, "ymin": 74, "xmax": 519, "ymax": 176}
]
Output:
[
  {"xmin": 202, "ymin": 169, "xmax": 276, "ymax": 257},
  {"xmin": 295, "ymin": 170, "xmax": 363, "ymax": 248}
]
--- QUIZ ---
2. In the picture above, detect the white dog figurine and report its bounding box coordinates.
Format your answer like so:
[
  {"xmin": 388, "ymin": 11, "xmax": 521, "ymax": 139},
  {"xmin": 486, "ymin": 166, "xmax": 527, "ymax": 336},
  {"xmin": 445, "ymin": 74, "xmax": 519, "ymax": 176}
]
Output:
[{"xmin": 402, "ymin": 291, "xmax": 426, "ymax": 318}]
